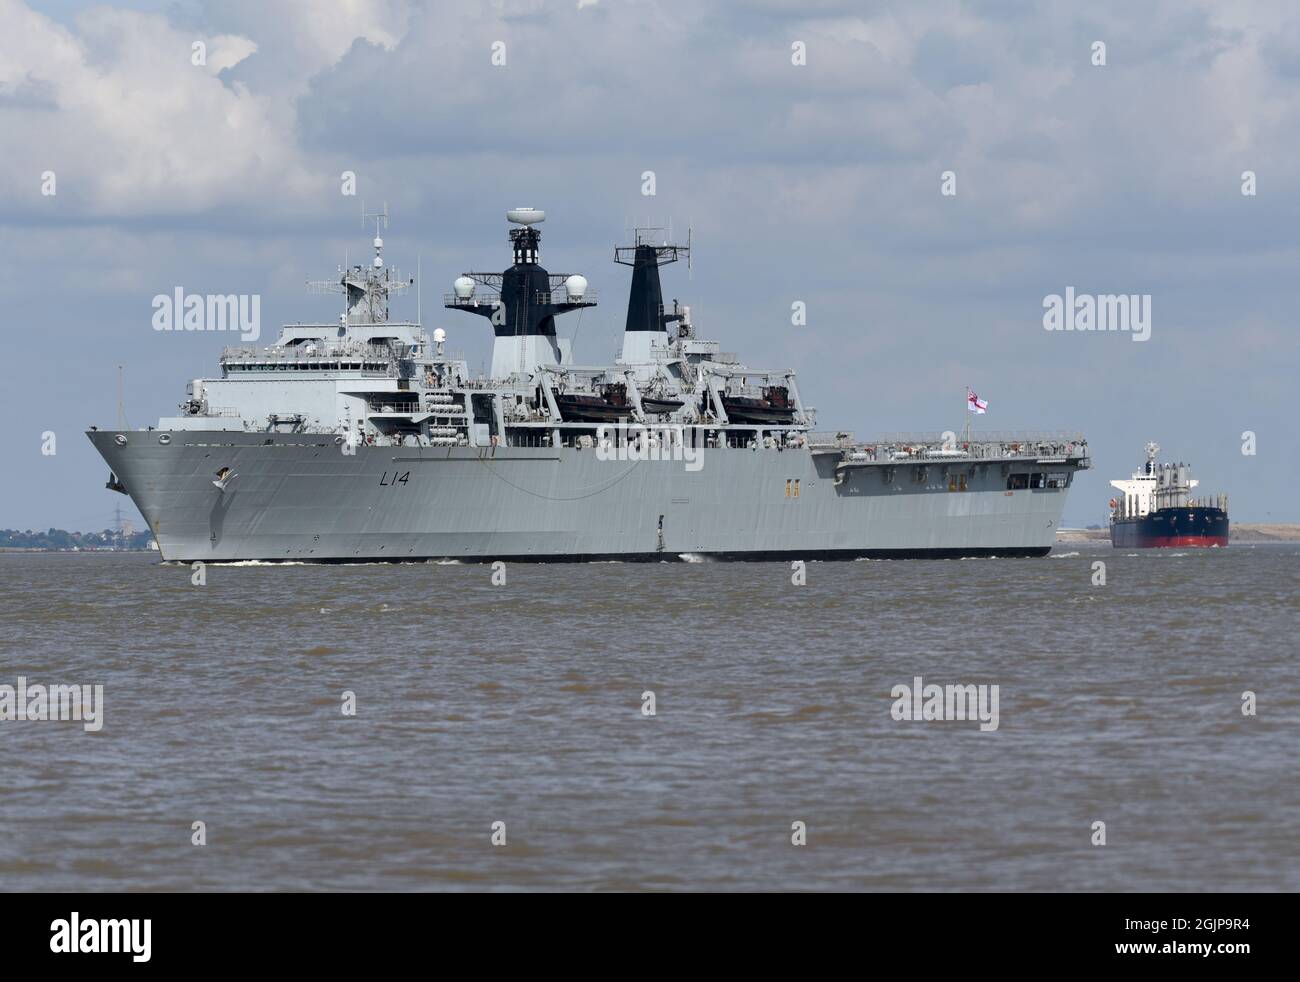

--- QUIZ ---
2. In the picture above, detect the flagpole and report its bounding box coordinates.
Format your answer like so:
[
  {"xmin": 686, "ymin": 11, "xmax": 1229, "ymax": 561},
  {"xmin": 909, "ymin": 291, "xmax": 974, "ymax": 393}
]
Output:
[{"xmin": 964, "ymin": 386, "xmax": 971, "ymax": 446}]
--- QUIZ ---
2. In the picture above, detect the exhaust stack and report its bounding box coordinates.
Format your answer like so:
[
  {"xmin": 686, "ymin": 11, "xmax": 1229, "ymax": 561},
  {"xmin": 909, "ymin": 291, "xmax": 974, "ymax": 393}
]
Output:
[{"xmin": 615, "ymin": 228, "xmax": 689, "ymax": 364}]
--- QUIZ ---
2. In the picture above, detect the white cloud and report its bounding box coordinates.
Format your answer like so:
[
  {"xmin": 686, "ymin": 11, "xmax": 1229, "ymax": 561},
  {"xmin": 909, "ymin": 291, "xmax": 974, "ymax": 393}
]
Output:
[
  {"xmin": 0, "ymin": 0, "xmax": 412, "ymax": 216},
  {"xmin": 203, "ymin": 34, "xmax": 259, "ymax": 75}
]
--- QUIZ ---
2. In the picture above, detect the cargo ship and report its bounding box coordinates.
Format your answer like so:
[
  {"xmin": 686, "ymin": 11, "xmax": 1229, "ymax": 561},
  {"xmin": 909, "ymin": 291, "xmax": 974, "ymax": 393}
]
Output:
[{"xmin": 1109, "ymin": 443, "xmax": 1228, "ymax": 548}]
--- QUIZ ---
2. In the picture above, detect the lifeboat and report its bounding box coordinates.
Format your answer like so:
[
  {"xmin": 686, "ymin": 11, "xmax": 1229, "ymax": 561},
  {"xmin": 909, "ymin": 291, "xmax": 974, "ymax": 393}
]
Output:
[
  {"xmin": 640, "ymin": 394, "xmax": 685, "ymax": 415},
  {"xmin": 720, "ymin": 385, "xmax": 796, "ymax": 424},
  {"xmin": 555, "ymin": 383, "xmax": 633, "ymax": 422}
]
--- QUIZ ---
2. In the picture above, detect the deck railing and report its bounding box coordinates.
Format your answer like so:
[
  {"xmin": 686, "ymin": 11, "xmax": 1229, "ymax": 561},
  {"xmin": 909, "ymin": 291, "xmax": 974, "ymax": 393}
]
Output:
[{"xmin": 810, "ymin": 430, "xmax": 1088, "ymax": 460}]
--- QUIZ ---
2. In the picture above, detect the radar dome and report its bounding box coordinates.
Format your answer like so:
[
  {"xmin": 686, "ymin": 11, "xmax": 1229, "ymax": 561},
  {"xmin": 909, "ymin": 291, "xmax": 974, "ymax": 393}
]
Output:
[
  {"xmin": 506, "ymin": 207, "xmax": 546, "ymax": 226},
  {"xmin": 453, "ymin": 276, "xmax": 475, "ymax": 299},
  {"xmin": 564, "ymin": 274, "xmax": 588, "ymax": 300},
  {"xmin": 433, "ymin": 328, "xmax": 447, "ymax": 344}
]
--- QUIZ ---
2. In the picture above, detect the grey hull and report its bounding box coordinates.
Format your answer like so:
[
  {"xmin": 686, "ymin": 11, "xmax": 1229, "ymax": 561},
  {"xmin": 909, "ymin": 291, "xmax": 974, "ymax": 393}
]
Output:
[{"xmin": 91, "ymin": 431, "xmax": 1079, "ymax": 563}]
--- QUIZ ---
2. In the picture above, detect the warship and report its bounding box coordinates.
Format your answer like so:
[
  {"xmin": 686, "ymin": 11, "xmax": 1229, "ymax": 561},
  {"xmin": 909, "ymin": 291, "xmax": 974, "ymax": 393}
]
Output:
[
  {"xmin": 89, "ymin": 209, "xmax": 1091, "ymax": 562},
  {"xmin": 1109, "ymin": 443, "xmax": 1228, "ymax": 548}
]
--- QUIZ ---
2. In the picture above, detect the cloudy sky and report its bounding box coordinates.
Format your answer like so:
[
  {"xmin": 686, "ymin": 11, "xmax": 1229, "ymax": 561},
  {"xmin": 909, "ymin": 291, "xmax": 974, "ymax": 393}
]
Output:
[{"xmin": 3, "ymin": 0, "xmax": 1298, "ymax": 529}]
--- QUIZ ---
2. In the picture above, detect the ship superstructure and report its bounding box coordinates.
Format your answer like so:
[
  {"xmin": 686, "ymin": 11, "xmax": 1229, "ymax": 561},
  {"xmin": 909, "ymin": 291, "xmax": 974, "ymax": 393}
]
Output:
[
  {"xmin": 1108, "ymin": 443, "xmax": 1229, "ymax": 548},
  {"xmin": 89, "ymin": 209, "xmax": 1091, "ymax": 562}
]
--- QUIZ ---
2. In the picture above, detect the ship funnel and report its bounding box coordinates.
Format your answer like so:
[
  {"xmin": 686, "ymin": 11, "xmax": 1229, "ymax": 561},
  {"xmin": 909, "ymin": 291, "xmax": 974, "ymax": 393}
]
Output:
[
  {"xmin": 623, "ymin": 244, "xmax": 667, "ymax": 334},
  {"xmin": 615, "ymin": 228, "xmax": 690, "ymax": 363}
]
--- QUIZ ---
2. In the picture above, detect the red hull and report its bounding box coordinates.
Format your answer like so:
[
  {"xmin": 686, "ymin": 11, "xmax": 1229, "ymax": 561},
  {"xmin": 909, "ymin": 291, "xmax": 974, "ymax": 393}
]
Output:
[{"xmin": 1140, "ymin": 535, "xmax": 1228, "ymax": 548}]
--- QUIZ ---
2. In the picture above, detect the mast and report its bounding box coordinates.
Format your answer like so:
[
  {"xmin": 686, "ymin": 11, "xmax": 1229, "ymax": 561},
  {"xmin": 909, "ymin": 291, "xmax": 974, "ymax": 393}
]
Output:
[{"xmin": 306, "ymin": 203, "xmax": 411, "ymax": 326}]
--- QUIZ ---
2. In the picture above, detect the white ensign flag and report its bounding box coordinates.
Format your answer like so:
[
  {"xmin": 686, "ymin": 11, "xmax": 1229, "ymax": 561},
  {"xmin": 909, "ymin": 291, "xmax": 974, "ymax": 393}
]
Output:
[{"xmin": 967, "ymin": 388, "xmax": 988, "ymax": 414}]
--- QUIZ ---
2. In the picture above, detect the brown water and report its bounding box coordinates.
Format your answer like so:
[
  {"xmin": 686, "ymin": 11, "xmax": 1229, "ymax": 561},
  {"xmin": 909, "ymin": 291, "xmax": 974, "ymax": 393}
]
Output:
[{"xmin": 1, "ymin": 546, "xmax": 1296, "ymax": 891}]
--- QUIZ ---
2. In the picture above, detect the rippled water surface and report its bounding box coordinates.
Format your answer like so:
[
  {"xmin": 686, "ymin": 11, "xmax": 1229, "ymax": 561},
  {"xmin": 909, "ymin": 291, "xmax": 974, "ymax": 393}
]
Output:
[{"xmin": 1, "ymin": 545, "xmax": 1296, "ymax": 891}]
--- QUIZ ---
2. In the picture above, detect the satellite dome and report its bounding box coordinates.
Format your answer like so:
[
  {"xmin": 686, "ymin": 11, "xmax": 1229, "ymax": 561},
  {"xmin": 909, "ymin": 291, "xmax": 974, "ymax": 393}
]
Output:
[
  {"xmin": 564, "ymin": 274, "xmax": 588, "ymax": 300},
  {"xmin": 453, "ymin": 276, "xmax": 475, "ymax": 299},
  {"xmin": 507, "ymin": 207, "xmax": 545, "ymax": 226},
  {"xmin": 433, "ymin": 327, "xmax": 447, "ymax": 344}
]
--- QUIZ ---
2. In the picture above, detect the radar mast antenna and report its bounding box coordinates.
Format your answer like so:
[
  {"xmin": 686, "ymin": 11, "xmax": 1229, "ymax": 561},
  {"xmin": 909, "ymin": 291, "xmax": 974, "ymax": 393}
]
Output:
[
  {"xmin": 1144, "ymin": 441, "xmax": 1160, "ymax": 476},
  {"xmin": 361, "ymin": 200, "xmax": 389, "ymax": 271},
  {"xmin": 361, "ymin": 200, "xmax": 389, "ymax": 239},
  {"xmin": 308, "ymin": 203, "xmax": 409, "ymax": 325}
]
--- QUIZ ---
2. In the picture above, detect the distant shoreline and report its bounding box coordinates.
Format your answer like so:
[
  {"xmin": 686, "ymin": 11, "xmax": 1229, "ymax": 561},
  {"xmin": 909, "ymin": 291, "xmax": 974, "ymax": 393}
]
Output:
[
  {"xmin": 0, "ymin": 528, "xmax": 155, "ymax": 552},
  {"xmin": 0, "ymin": 547, "xmax": 155, "ymax": 553}
]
